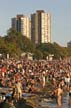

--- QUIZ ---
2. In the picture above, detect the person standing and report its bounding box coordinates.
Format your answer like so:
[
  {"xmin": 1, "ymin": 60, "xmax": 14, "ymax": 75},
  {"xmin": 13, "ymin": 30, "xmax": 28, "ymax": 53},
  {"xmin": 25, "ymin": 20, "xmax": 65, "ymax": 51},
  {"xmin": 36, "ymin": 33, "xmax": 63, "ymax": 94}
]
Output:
[
  {"xmin": 14, "ymin": 80, "xmax": 22, "ymax": 100},
  {"xmin": 68, "ymin": 85, "xmax": 71, "ymax": 105},
  {"xmin": 57, "ymin": 85, "xmax": 63, "ymax": 108},
  {"xmin": 42, "ymin": 71, "xmax": 46, "ymax": 88}
]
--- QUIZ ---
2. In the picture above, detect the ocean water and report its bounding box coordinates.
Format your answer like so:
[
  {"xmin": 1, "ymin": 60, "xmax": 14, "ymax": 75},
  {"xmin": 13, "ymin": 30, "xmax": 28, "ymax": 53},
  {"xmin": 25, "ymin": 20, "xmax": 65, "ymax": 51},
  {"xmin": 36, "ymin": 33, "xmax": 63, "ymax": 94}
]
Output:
[{"xmin": 38, "ymin": 93, "xmax": 70, "ymax": 108}]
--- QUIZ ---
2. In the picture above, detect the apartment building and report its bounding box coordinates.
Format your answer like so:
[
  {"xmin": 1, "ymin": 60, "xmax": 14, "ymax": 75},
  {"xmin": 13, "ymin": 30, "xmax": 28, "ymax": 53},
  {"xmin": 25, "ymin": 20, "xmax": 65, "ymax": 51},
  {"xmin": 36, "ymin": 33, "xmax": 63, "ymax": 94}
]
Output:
[
  {"xmin": 11, "ymin": 15, "xmax": 31, "ymax": 39},
  {"xmin": 31, "ymin": 10, "xmax": 51, "ymax": 44}
]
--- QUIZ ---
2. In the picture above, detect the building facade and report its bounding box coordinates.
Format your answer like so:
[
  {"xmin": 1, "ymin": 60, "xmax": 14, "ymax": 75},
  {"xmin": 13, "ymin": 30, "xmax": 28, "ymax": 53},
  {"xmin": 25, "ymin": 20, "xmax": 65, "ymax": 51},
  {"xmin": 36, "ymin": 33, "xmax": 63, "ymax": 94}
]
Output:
[
  {"xmin": 31, "ymin": 10, "xmax": 51, "ymax": 44},
  {"xmin": 67, "ymin": 40, "xmax": 71, "ymax": 47},
  {"xmin": 11, "ymin": 15, "xmax": 31, "ymax": 39}
]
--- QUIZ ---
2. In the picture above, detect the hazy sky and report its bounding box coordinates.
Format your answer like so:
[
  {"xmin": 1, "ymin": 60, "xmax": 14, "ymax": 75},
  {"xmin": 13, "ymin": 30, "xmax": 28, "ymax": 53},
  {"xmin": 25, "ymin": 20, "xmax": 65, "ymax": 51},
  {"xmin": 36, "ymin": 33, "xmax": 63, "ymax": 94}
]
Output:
[{"xmin": 0, "ymin": 0, "xmax": 71, "ymax": 46}]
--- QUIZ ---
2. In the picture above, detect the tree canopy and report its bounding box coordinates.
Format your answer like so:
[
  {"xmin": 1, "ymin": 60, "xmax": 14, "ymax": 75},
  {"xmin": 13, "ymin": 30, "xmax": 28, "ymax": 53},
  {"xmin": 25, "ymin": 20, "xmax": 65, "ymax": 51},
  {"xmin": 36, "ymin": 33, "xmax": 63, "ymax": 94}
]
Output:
[{"xmin": 0, "ymin": 28, "xmax": 71, "ymax": 59}]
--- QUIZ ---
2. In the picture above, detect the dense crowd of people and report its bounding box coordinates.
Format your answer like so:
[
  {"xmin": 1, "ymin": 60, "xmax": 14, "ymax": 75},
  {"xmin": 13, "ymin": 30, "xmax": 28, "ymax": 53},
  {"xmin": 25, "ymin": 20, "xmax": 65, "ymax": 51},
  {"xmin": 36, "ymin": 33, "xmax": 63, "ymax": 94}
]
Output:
[{"xmin": 0, "ymin": 57, "xmax": 71, "ymax": 108}]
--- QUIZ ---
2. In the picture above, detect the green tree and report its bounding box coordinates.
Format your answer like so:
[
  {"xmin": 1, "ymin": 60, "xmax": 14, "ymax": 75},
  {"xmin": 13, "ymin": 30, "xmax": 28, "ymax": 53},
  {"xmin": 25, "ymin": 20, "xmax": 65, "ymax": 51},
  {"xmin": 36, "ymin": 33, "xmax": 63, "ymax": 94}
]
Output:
[
  {"xmin": 4, "ymin": 28, "xmax": 36, "ymax": 57},
  {"xmin": 33, "ymin": 50, "xmax": 43, "ymax": 60},
  {"xmin": 0, "ymin": 36, "xmax": 8, "ymax": 57}
]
